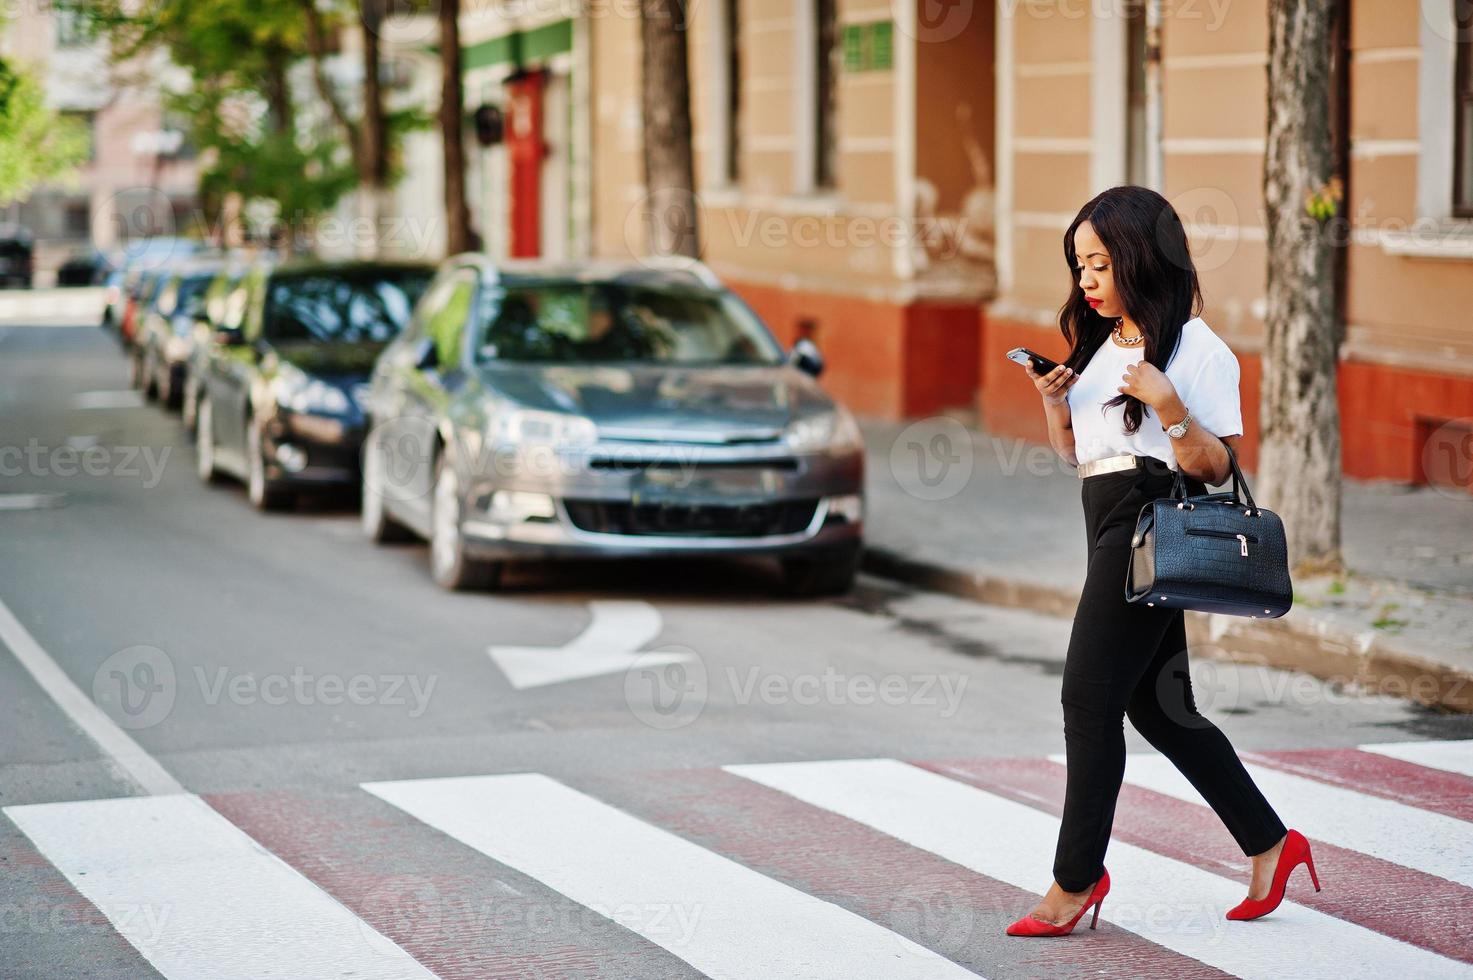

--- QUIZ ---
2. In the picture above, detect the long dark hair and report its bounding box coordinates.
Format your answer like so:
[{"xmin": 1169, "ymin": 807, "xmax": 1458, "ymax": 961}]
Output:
[{"xmin": 1058, "ymin": 185, "xmax": 1203, "ymax": 434}]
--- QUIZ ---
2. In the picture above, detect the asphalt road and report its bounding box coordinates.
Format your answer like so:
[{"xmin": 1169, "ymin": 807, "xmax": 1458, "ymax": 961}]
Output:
[{"xmin": 3, "ymin": 320, "xmax": 1472, "ymax": 979}]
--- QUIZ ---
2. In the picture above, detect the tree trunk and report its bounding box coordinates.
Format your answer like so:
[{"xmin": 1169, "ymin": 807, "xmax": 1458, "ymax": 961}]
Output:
[
  {"xmin": 1259, "ymin": 0, "xmax": 1343, "ymax": 575},
  {"xmin": 639, "ymin": 0, "xmax": 700, "ymax": 258},
  {"xmin": 439, "ymin": 0, "xmax": 472, "ymax": 256},
  {"xmin": 359, "ymin": 0, "xmax": 388, "ymax": 257}
]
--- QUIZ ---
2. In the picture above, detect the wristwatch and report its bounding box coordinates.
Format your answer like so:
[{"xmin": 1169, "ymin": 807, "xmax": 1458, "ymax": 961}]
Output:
[{"xmin": 1165, "ymin": 409, "xmax": 1193, "ymax": 439}]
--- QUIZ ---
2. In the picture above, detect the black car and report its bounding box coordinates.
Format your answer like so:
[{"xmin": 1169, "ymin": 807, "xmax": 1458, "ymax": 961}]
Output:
[
  {"xmin": 182, "ymin": 259, "xmax": 253, "ymax": 433},
  {"xmin": 193, "ymin": 260, "xmax": 435, "ymax": 510},
  {"xmin": 0, "ymin": 225, "xmax": 35, "ymax": 289},
  {"xmin": 133, "ymin": 258, "xmax": 226, "ymax": 409},
  {"xmin": 56, "ymin": 247, "xmax": 115, "ymax": 286}
]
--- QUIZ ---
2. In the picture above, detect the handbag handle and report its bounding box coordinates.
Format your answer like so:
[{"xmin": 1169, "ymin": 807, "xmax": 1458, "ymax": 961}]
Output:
[{"xmin": 1169, "ymin": 439, "xmax": 1261, "ymax": 515}]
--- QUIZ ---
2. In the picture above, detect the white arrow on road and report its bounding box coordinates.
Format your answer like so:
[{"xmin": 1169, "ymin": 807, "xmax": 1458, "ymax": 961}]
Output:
[{"xmin": 488, "ymin": 600, "xmax": 691, "ymax": 689}]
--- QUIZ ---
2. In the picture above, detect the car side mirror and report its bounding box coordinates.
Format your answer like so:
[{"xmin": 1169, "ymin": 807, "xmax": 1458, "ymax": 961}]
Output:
[
  {"xmin": 414, "ymin": 337, "xmax": 440, "ymax": 372},
  {"xmin": 788, "ymin": 338, "xmax": 824, "ymax": 378}
]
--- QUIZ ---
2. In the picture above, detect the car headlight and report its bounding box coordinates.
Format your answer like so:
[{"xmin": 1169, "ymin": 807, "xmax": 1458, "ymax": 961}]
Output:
[
  {"xmin": 784, "ymin": 408, "xmax": 861, "ymax": 452},
  {"xmin": 487, "ymin": 408, "xmax": 598, "ymax": 449},
  {"xmin": 275, "ymin": 363, "xmax": 351, "ymax": 415}
]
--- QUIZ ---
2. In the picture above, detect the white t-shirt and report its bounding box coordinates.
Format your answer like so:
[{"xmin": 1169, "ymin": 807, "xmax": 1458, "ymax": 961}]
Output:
[{"xmin": 1066, "ymin": 316, "xmax": 1244, "ymax": 471}]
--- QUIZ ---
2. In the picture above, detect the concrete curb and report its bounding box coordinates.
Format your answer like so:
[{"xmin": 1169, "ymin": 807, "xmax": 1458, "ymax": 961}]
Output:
[{"xmin": 860, "ymin": 544, "xmax": 1473, "ymax": 714}]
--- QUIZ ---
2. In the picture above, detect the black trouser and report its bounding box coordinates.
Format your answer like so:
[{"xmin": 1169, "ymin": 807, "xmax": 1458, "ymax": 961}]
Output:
[{"xmin": 1052, "ymin": 454, "xmax": 1288, "ymax": 893}]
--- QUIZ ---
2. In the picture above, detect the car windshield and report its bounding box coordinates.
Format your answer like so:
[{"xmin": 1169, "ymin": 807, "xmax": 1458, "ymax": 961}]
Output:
[
  {"xmin": 264, "ymin": 269, "xmax": 433, "ymax": 344},
  {"xmin": 473, "ymin": 280, "xmax": 785, "ymax": 365},
  {"xmin": 175, "ymin": 273, "xmax": 215, "ymax": 317}
]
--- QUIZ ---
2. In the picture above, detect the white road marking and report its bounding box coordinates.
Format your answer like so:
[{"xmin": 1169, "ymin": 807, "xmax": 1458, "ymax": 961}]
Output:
[
  {"xmin": 0, "ymin": 596, "xmax": 183, "ymax": 795},
  {"xmin": 488, "ymin": 599, "xmax": 691, "ymax": 689},
  {"xmin": 73, "ymin": 390, "xmax": 144, "ymax": 409},
  {"xmin": 4, "ymin": 794, "xmax": 436, "ymax": 980},
  {"xmin": 0, "ymin": 493, "xmax": 67, "ymax": 510},
  {"xmin": 364, "ymin": 771, "xmax": 980, "ymax": 979},
  {"xmin": 1086, "ymin": 751, "xmax": 1473, "ymax": 888},
  {"xmin": 1359, "ymin": 739, "xmax": 1473, "ymax": 779},
  {"xmin": 727, "ymin": 758, "xmax": 1469, "ymax": 980}
]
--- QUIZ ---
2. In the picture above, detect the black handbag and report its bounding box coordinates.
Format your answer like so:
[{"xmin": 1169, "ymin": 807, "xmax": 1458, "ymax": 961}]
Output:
[{"xmin": 1124, "ymin": 442, "xmax": 1293, "ymax": 618}]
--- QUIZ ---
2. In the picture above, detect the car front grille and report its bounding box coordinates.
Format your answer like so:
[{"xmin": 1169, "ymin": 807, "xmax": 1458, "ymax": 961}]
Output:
[{"xmin": 563, "ymin": 498, "xmax": 820, "ymax": 537}]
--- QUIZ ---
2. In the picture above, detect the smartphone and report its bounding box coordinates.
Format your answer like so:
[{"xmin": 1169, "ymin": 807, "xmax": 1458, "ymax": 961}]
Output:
[{"xmin": 1005, "ymin": 346, "xmax": 1062, "ymax": 375}]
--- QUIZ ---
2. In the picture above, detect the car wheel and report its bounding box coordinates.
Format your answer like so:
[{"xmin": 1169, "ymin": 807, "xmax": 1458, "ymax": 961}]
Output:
[
  {"xmin": 430, "ymin": 452, "xmax": 501, "ymax": 591},
  {"xmin": 246, "ymin": 420, "xmax": 292, "ymax": 512},
  {"xmin": 777, "ymin": 541, "xmax": 862, "ymax": 598},
  {"xmin": 196, "ymin": 396, "xmax": 223, "ymax": 485},
  {"xmin": 182, "ymin": 375, "xmax": 199, "ymax": 434},
  {"xmin": 361, "ymin": 430, "xmax": 413, "ymax": 543},
  {"xmin": 160, "ymin": 366, "xmax": 182, "ymax": 411},
  {"xmin": 142, "ymin": 349, "xmax": 160, "ymax": 401}
]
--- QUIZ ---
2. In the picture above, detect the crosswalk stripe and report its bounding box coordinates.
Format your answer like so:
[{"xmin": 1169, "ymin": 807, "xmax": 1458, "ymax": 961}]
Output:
[
  {"xmin": 1358, "ymin": 739, "xmax": 1473, "ymax": 780},
  {"xmin": 1244, "ymin": 747, "xmax": 1473, "ymax": 823},
  {"xmin": 1086, "ymin": 751, "xmax": 1473, "ymax": 889},
  {"xmin": 726, "ymin": 758, "xmax": 1472, "ymax": 980},
  {"xmin": 3, "ymin": 794, "xmax": 436, "ymax": 980},
  {"xmin": 929, "ymin": 756, "xmax": 1473, "ymax": 965},
  {"xmin": 363, "ymin": 772, "xmax": 982, "ymax": 980},
  {"xmin": 578, "ymin": 764, "xmax": 1234, "ymax": 979},
  {"xmin": 207, "ymin": 786, "xmax": 695, "ymax": 978}
]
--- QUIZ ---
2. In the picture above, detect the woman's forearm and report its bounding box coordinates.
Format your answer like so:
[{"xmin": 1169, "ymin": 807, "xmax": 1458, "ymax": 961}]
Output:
[
  {"xmin": 1044, "ymin": 399, "xmax": 1078, "ymax": 468},
  {"xmin": 1154, "ymin": 393, "xmax": 1230, "ymax": 484}
]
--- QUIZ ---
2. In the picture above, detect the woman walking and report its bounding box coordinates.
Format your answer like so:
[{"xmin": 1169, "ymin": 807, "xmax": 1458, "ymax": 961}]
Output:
[{"xmin": 1005, "ymin": 186, "xmax": 1321, "ymax": 937}]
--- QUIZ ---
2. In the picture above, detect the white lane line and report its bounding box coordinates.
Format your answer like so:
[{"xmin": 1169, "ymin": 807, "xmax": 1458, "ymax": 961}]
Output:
[
  {"xmin": 727, "ymin": 758, "xmax": 1469, "ymax": 980},
  {"xmin": 73, "ymin": 390, "xmax": 144, "ymax": 409},
  {"xmin": 1359, "ymin": 740, "xmax": 1473, "ymax": 779},
  {"xmin": 363, "ymin": 772, "xmax": 979, "ymax": 979},
  {"xmin": 489, "ymin": 599, "xmax": 690, "ymax": 689},
  {"xmin": 4, "ymin": 794, "xmax": 436, "ymax": 980},
  {"xmin": 0, "ymin": 493, "xmax": 67, "ymax": 510},
  {"xmin": 0, "ymin": 597, "xmax": 183, "ymax": 795},
  {"xmin": 1081, "ymin": 751, "xmax": 1473, "ymax": 889}
]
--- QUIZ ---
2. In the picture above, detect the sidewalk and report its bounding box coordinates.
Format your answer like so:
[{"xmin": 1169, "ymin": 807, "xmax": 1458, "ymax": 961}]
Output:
[{"xmin": 857, "ymin": 413, "xmax": 1473, "ymax": 713}]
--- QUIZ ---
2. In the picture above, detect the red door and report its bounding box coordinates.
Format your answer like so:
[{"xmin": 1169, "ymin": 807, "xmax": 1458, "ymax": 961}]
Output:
[{"xmin": 505, "ymin": 70, "xmax": 547, "ymax": 259}]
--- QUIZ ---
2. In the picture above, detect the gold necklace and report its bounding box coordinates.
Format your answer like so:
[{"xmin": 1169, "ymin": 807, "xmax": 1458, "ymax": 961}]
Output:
[{"xmin": 1113, "ymin": 318, "xmax": 1144, "ymax": 347}]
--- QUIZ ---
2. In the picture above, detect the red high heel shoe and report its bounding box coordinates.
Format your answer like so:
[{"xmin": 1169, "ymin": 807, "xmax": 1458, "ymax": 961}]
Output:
[
  {"xmin": 1005, "ymin": 869, "xmax": 1110, "ymax": 937},
  {"xmin": 1226, "ymin": 829, "xmax": 1321, "ymax": 921}
]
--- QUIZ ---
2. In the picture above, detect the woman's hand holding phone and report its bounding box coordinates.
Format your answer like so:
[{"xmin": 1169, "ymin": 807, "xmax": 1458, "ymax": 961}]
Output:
[{"xmin": 1027, "ymin": 361, "xmax": 1078, "ymax": 406}]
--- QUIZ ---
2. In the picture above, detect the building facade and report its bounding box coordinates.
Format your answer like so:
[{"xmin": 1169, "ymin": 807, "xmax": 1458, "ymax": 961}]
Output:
[
  {"xmin": 0, "ymin": 6, "xmax": 198, "ymax": 280},
  {"xmin": 452, "ymin": 0, "xmax": 1473, "ymax": 486}
]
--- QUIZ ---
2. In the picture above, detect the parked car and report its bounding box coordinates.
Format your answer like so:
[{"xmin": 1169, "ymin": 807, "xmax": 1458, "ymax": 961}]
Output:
[
  {"xmin": 56, "ymin": 247, "xmax": 115, "ymax": 286},
  {"xmin": 360, "ymin": 255, "xmax": 864, "ymax": 595},
  {"xmin": 133, "ymin": 258, "xmax": 226, "ymax": 409},
  {"xmin": 119, "ymin": 268, "xmax": 170, "ymax": 349},
  {"xmin": 182, "ymin": 259, "xmax": 254, "ymax": 434},
  {"xmin": 193, "ymin": 259, "xmax": 435, "ymax": 510},
  {"xmin": 101, "ymin": 237, "xmax": 202, "ymax": 332},
  {"xmin": 0, "ymin": 224, "xmax": 35, "ymax": 289}
]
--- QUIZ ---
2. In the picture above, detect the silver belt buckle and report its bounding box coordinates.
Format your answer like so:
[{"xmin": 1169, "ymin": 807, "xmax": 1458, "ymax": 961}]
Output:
[{"xmin": 1078, "ymin": 453, "xmax": 1139, "ymax": 479}]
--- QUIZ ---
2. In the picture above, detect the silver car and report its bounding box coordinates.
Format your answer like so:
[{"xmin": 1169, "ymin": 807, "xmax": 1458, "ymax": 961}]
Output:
[{"xmin": 361, "ymin": 255, "xmax": 864, "ymax": 595}]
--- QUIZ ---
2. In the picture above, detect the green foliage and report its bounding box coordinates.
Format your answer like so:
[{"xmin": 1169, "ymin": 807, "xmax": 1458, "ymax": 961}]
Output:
[
  {"xmin": 59, "ymin": 0, "xmax": 421, "ymax": 237},
  {"xmin": 0, "ymin": 57, "xmax": 90, "ymax": 206}
]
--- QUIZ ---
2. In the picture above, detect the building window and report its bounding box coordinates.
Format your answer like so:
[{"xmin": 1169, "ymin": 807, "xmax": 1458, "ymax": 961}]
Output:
[
  {"xmin": 1455, "ymin": 5, "xmax": 1473, "ymax": 216},
  {"xmin": 814, "ymin": 0, "xmax": 838, "ymax": 190},
  {"xmin": 55, "ymin": 8, "xmax": 89, "ymax": 48},
  {"xmin": 62, "ymin": 111, "xmax": 95, "ymax": 163},
  {"xmin": 1124, "ymin": 0, "xmax": 1148, "ymax": 187}
]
